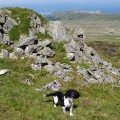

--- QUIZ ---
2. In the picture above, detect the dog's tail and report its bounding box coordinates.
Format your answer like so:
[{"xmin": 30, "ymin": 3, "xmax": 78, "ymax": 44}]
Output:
[{"xmin": 46, "ymin": 93, "xmax": 55, "ymax": 97}]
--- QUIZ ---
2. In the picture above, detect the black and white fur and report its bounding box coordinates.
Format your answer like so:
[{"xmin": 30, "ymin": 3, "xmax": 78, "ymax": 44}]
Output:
[{"xmin": 46, "ymin": 89, "xmax": 80, "ymax": 116}]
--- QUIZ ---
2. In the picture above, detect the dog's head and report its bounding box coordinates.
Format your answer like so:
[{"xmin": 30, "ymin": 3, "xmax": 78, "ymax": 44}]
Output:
[{"xmin": 65, "ymin": 89, "xmax": 80, "ymax": 99}]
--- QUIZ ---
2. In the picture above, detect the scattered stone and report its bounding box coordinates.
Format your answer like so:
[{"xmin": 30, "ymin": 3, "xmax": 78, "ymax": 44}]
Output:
[
  {"xmin": 37, "ymin": 40, "xmax": 51, "ymax": 48},
  {"xmin": 37, "ymin": 47, "xmax": 55, "ymax": 57},
  {"xmin": 44, "ymin": 64, "xmax": 55, "ymax": 74},
  {"xmin": 0, "ymin": 69, "xmax": 9, "ymax": 75},
  {"xmin": 14, "ymin": 36, "xmax": 38, "ymax": 48},
  {"xmin": 31, "ymin": 63, "xmax": 41, "ymax": 70},
  {"xmin": 14, "ymin": 47, "xmax": 24, "ymax": 56},
  {"xmin": 2, "ymin": 34, "xmax": 13, "ymax": 45},
  {"xmin": 36, "ymin": 80, "xmax": 61, "ymax": 91},
  {"xmin": 64, "ymin": 76, "xmax": 73, "ymax": 81},
  {"xmin": 0, "ymin": 49, "xmax": 9, "ymax": 58},
  {"xmin": 9, "ymin": 52, "xmax": 18, "ymax": 59},
  {"xmin": 21, "ymin": 78, "xmax": 34, "ymax": 85},
  {"xmin": 25, "ymin": 45, "xmax": 37, "ymax": 56}
]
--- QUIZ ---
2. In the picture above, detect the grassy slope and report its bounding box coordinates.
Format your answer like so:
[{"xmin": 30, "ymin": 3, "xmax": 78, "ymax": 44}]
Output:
[{"xmin": 0, "ymin": 10, "xmax": 120, "ymax": 120}]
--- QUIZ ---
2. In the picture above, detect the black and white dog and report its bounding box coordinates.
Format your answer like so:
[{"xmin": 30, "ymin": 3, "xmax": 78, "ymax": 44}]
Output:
[{"xmin": 46, "ymin": 89, "xmax": 80, "ymax": 116}]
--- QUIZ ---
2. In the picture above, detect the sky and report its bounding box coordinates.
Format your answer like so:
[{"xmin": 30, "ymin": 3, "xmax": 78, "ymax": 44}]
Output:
[{"xmin": 0, "ymin": 0, "xmax": 120, "ymax": 15}]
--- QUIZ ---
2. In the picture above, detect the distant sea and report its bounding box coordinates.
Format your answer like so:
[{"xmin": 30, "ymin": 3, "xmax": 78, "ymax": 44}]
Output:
[{"xmin": 34, "ymin": 4, "xmax": 120, "ymax": 15}]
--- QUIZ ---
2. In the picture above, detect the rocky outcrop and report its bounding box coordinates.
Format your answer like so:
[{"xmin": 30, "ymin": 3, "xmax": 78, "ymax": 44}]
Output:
[
  {"xmin": 47, "ymin": 21, "xmax": 69, "ymax": 41},
  {"xmin": 29, "ymin": 14, "xmax": 45, "ymax": 36},
  {"xmin": 0, "ymin": 9, "xmax": 18, "ymax": 45},
  {"xmin": 0, "ymin": 8, "xmax": 119, "ymax": 85},
  {"xmin": 65, "ymin": 27, "xmax": 119, "ymax": 83}
]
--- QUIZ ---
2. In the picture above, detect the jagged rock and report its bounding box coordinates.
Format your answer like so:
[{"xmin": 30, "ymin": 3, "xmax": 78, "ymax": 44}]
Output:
[
  {"xmin": 0, "ymin": 69, "xmax": 9, "ymax": 75},
  {"xmin": 73, "ymin": 28, "xmax": 84, "ymax": 40},
  {"xmin": 44, "ymin": 64, "xmax": 55, "ymax": 74},
  {"xmin": 30, "ymin": 14, "xmax": 41, "ymax": 28},
  {"xmin": 66, "ymin": 52, "xmax": 75, "ymax": 60},
  {"xmin": 65, "ymin": 39, "xmax": 84, "ymax": 61},
  {"xmin": 37, "ymin": 47, "xmax": 55, "ymax": 57},
  {"xmin": 29, "ymin": 13, "xmax": 42, "ymax": 36},
  {"xmin": 102, "ymin": 61, "xmax": 119, "ymax": 75},
  {"xmin": 25, "ymin": 45, "xmax": 37, "ymax": 56},
  {"xmin": 47, "ymin": 21, "xmax": 68, "ymax": 41},
  {"xmin": 0, "ymin": 9, "xmax": 11, "ymax": 16},
  {"xmin": 104, "ymin": 76, "xmax": 115, "ymax": 83},
  {"xmin": 37, "ymin": 40, "xmax": 51, "ymax": 48},
  {"xmin": 54, "ymin": 70, "xmax": 66, "ymax": 79},
  {"xmin": 31, "ymin": 56, "xmax": 53, "ymax": 70},
  {"xmin": 14, "ymin": 36, "xmax": 38, "ymax": 48},
  {"xmin": 2, "ymin": 34, "xmax": 13, "ymax": 45},
  {"xmin": 34, "ymin": 57, "xmax": 53, "ymax": 65},
  {"xmin": 14, "ymin": 47, "xmax": 24, "ymax": 56},
  {"xmin": 39, "ymin": 26, "xmax": 45, "ymax": 34},
  {"xmin": 29, "ymin": 28, "xmax": 37, "ymax": 36},
  {"xmin": 53, "ymin": 62, "xmax": 72, "ymax": 79},
  {"xmin": 77, "ymin": 65, "xmax": 115, "ymax": 83},
  {"xmin": 3, "ymin": 17, "xmax": 18, "ymax": 33},
  {"xmin": 0, "ymin": 32, "xmax": 2, "ymax": 40},
  {"xmin": 64, "ymin": 76, "xmax": 73, "ymax": 81},
  {"xmin": 0, "ymin": 15, "xmax": 6, "ymax": 23},
  {"xmin": 21, "ymin": 78, "xmax": 34, "ymax": 85},
  {"xmin": 0, "ymin": 49, "xmax": 9, "ymax": 58},
  {"xmin": 36, "ymin": 80, "xmax": 61, "ymax": 91},
  {"xmin": 66, "ymin": 39, "xmax": 77, "ymax": 53},
  {"xmin": 31, "ymin": 63, "xmax": 41, "ymax": 70},
  {"xmin": 54, "ymin": 62, "xmax": 71, "ymax": 72},
  {"xmin": 9, "ymin": 52, "xmax": 18, "ymax": 59}
]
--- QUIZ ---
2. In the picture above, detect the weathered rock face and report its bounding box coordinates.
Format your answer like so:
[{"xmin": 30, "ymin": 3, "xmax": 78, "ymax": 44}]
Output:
[
  {"xmin": 65, "ymin": 33, "xmax": 84, "ymax": 61},
  {"xmin": 0, "ymin": 9, "xmax": 18, "ymax": 45},
  {"xmin": 47, "ymin": 21, "xmax": 69, "ymax": 41},
  {"xmin": 29, "ymin": 14, "xmax": 45, "ymax": 36}
]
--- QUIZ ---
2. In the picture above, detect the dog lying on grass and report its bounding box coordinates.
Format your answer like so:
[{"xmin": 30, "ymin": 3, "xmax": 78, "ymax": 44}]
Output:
[{"xmin": 46, "ymin": 89, "xmax": 80, "ymax": 116}]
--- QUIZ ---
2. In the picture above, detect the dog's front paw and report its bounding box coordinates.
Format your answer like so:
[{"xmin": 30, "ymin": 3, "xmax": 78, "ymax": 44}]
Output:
[{"xmin": 70, "ymin": 113, "xmax": 73, "ymax": 116}]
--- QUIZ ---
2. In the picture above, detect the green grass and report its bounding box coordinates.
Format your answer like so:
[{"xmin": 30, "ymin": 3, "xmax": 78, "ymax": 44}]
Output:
[
  {"xmin": 37, "ymin": 31, "xmax": 52, "ymax": 40},
  {"xmin": 0, "ymin": 43, "xmax": 13, "ymax": 52},
  {"xmin": 0, "ymin": 43, "xmax": 120, "ymax": 120},
  {"xmin": 51, "ymin": 42, "xmax": 70, "ymax": 64},
  {"xmin": 0, "ymin": 60, "xmax": 120, "ymax": 120}
]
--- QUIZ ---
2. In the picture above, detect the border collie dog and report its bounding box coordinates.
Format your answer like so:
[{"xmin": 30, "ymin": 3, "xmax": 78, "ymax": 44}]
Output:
[{"xmin": 46, "ymin": 89, "xmax": 80, "ymax": 116}]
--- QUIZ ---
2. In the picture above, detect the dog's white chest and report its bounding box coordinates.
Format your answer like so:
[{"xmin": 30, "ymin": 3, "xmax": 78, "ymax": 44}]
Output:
[
  {"xmin": 53, "ymin": 96, "xmax": 58, "ymax": 104},
  {"xmin": 64, "ymin": 98, "xmax": 72, "ymax": 107}
]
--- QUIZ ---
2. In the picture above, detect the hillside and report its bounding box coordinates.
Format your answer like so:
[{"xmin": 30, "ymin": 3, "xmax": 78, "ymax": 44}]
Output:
[
  {"xmin": 47, "ymin": 11, "xmax": 120, "ymax": 68},
  {"xmin": 0, "ymin": 8, "xmax": 120, "ymax": 120}
]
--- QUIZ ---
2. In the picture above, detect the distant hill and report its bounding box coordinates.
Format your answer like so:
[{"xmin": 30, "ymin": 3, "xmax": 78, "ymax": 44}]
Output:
[{"xmin": 47, "ymin": 11, "xmax": 120, "ymax": 21}]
